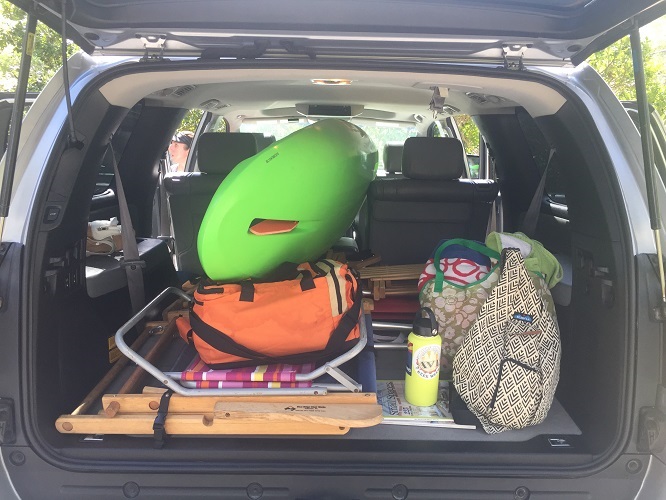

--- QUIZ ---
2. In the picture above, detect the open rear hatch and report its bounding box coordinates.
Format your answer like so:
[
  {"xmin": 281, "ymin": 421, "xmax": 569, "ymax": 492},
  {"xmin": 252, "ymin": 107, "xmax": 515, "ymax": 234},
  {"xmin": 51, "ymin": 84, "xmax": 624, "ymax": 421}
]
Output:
[
  {"xmin": 3, "ymin": 0, "xmax": 666, "ymax": 496},
  {"xmin": 9, "ymin": 0, "xmax": 666, "ymax": 64}
]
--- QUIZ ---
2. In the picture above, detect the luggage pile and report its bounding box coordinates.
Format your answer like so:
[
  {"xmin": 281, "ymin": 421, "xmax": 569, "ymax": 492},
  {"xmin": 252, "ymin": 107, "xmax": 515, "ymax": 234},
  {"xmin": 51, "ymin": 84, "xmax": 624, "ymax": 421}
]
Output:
[
  {"xmin": 364, "ymin": 231, "xmax": 564, "ymax": 433},
  {"xmin": 57, "ymin": 120, "xmax": 382, "ymax": 439},
  {"xmin": 58, "ymin": 117, "xmax": 564, "ymax": 439}
]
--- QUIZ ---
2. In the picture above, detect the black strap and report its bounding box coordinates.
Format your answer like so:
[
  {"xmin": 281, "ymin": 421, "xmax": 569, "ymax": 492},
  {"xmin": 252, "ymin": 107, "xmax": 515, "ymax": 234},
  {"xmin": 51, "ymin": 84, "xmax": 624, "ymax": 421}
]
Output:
[
  {"xmin": 299, "ymin": 270, "xmax": 315, "ymax": 291},
  {"xmin": 521, "ymin": 148, "xmax": 555, "ymax": 238},
  {"xmin": 109, "ymin": 143, "xmax": 146, "ymax": 315},
  {"xmin": 152, "ymin": 390, "xmax": 173, "ymax": 449},
  {"xmin": 239, "ymin": 281, "xmax": 255, "ymax": 302},
  {"xmin": 157, "ymin": 157, "xmax": 171, "ymax": 242},
  {"xmin": 307, "ymin": 261, "xmax": 328, "ymax": 278},
  {"xmin": 189, "ymin": 310, "xmax": 276, "ymax": 362},
  {"xmin": 324, "ymin": 279, "xmax": 362, "ymax": 351},
  {"xmin": 319, "ymin": 261, "xmax": 343, "ymax": 315}
]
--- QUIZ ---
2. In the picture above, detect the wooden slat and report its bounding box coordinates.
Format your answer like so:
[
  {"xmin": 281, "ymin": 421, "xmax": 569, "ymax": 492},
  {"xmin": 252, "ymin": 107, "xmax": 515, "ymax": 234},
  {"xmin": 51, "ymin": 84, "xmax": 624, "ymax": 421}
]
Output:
[
  {"xmin": 348, "ymin": 255, "xmax": 382, "ymax": 270},
  {"xmin": 166, "ymin": 309, "xmax": 189, "ymax": 322},
  {"xmin": 56, "ymin": 414, "xmax": 349, "ymax": 435},
  {"xmin": 384, "ymin": 284, "xmax": 419, "ymax": 296},
  {"xmin": 161, "ymin": 298, "xmax": 188, "ymax": 321},
  {"xmin": 102, "ymin": 392, "xmax": 378, "ymax": 415},
  {"xmin": 359, "ymin": 264, "xmax": 423, "ymax": 280},
  {"xmin": 214, "ymin": 402, "xmax": 383, "ymax": 427}
]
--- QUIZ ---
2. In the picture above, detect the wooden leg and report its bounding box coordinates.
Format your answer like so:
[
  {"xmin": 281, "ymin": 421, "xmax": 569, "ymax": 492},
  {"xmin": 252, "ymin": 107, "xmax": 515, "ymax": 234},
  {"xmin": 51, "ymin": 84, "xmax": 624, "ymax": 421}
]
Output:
[
  {"xmin": 104, "ymin": 319, "xmax": 178, "ymax": 416},
  {"xmin": 70, "ymin": 321, "xmax": 168, "ymax": 415}
]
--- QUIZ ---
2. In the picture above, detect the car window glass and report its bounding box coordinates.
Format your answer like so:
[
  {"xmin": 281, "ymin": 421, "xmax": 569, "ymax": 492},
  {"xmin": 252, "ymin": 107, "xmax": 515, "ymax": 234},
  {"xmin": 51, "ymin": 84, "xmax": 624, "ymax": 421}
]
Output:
[
  {"xmin": 240, "ymin": 118, "xmax": 417, "ymax": 172},
  {"xmin": 430, "ymin": 120, "xmax": 454, "ymax": 137},
  {"xmin": 587, "ymin": 17, "xmax": 666, "ymax": 192},
  {"xmin": 588, "ymin": 17, "xmax": 666, "ymax": 123},
  {"xmin": 94, "ymin": 100, "xmax": 144, "ymax": 195},
  {"xmin": 515, "ymin": 108, "xmax": 567, "ymax": 205},
  {"xmin": 453, "ymin": 115, "xmax": 482, "ymax": 179},
  {"xmin": 207, "ymin": 115, "xmax": 228, "ymax": 133}
]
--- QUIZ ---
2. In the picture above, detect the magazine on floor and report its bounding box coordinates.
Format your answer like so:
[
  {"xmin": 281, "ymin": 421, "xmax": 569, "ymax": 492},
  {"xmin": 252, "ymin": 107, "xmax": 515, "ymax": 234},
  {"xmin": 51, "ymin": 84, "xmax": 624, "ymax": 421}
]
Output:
[{"xmin": 376, "ymin": 380, "xmax": 476, "ymax": 429}]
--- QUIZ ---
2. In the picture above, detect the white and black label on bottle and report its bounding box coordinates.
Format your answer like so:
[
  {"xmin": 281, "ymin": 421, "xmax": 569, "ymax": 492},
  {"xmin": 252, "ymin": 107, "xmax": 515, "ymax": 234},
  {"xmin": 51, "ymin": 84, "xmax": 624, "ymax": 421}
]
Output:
[{"xmin": 547, "ymin": 437, "xmax": 572, "ymax": 448}]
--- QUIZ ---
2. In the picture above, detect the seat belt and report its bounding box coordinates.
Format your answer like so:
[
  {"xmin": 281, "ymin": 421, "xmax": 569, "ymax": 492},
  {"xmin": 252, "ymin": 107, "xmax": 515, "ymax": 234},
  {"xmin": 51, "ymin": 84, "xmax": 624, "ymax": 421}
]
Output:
[
  {"xmin": 486, "ymin": 149, "xmax": 499, "ymax": 235},
  {"xmin": 521, "ymin": 148, "xmax": 556, "ymax": 238},
  {"xmin": 109, "ymin": 143, "xmax": 146, "ymax": 315},
  {"xmin": 157, "ymin": 155, "xmax": 172, "ymax": 245}
]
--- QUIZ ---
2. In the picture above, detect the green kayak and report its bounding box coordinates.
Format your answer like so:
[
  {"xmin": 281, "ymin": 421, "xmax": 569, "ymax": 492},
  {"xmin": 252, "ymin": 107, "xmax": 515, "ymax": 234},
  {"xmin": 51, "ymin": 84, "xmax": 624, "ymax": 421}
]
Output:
[{"xmin": 198, "ymin": 119, "xmax": 378, "ymax": 281}]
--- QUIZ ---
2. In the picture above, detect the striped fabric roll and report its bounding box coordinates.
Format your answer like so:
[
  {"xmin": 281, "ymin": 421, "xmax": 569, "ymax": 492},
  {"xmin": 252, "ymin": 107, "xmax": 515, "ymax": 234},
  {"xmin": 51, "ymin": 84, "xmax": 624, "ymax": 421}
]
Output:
[
  {"xmin": 189, "ymin": 380, "xmax": 313, "ymax": 389},
  {"xmin": 181, "ymin": 356, "xmax": 315, "ymax": 386}
]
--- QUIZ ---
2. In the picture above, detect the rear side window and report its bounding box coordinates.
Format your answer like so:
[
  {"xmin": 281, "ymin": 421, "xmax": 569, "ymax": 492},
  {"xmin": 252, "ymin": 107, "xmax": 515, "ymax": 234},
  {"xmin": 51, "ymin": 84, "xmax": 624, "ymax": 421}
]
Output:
[
  {"xmin": 515, "ymin": 108, "xmax": 566, "ymax": 205},
  {"xmin": 454, "ymin": 115, "xmax": 481, "ymax": 178},
  {"xmin": 94, "ymin": 101, "xmax": 144, "ymax": 195}
]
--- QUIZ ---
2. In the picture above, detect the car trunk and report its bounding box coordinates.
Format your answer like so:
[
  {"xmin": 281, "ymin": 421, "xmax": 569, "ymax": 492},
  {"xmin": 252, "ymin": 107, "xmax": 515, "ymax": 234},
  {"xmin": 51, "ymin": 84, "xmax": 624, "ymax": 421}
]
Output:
[{"xmin": 15, "ymin": 55, "xmax": 647, "ymax": 483}]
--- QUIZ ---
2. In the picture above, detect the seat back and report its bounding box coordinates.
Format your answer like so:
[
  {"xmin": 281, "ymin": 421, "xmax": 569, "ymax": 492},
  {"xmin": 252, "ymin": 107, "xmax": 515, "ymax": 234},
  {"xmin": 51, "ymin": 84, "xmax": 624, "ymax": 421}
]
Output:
[
  {"xmin": 366, "ymin": 137, "xmax": 498, "ymax": 265},
  {"xmin": 383, "ymin": 142, "xmax": 404, "ymax": 176},
  {"xmin": 164, "ymin": 132, "xmax": 258, "ymax": 276}
]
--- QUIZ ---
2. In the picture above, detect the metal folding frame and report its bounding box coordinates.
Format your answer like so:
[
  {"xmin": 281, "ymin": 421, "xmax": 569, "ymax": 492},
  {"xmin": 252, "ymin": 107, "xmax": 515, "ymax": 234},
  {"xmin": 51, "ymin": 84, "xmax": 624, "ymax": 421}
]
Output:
[{"xmin": 115, "ymin": 287, "xmax": 367, "ymax": 396}]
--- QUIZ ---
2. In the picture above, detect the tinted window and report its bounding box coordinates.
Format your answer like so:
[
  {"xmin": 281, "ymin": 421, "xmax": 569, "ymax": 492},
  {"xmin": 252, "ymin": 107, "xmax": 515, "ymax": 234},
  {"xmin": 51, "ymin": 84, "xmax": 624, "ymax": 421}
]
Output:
[
  {"xmin": 516, "ymin": 108, "xmax": 566, "ymax": 204},
  {"xmin": 94, "ymin": 100, "xmax": 144, "ymax": 195}
]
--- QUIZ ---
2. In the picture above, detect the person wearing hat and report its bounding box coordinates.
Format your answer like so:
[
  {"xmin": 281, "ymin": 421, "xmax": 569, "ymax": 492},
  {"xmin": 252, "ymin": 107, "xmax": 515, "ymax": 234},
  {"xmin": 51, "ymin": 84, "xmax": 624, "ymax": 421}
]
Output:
[{"xmin": 168, "ymin": 131, "xmax": 194, "ymax": 172}]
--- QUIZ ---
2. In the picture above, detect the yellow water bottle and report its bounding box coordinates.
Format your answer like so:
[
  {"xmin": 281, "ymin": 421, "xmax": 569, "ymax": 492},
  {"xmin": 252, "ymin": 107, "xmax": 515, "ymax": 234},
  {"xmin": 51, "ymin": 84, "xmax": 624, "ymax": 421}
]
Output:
[{"xmin": 405, "ymin": 307, "xmax": 441, "ymax": 406}]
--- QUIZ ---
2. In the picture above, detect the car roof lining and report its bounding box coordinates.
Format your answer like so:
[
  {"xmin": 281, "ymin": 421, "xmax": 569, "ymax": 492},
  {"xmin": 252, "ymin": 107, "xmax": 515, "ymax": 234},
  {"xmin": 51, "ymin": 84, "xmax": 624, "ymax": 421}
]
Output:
[{"xmin": 98, "ymin": 67, "xmax": 567, "ymax": 122}]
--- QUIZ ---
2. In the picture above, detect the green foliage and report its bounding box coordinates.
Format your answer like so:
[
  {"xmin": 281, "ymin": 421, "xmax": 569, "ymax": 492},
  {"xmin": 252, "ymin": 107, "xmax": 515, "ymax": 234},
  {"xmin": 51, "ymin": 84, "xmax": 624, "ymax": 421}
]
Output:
[
  {"xmin": 0, "ymin": 0, "xmax": 77, "ymax": 92},
  {"xmin": 454, "ymin": 115, "xmax": 480, "ymax": 156},
  {"xmin": 178, "ymin": 108, "xmax": 205, "ymax": 133},
  {"xmin": 588, "ymin": 35, "xmax": 666, "ymax": 120}
]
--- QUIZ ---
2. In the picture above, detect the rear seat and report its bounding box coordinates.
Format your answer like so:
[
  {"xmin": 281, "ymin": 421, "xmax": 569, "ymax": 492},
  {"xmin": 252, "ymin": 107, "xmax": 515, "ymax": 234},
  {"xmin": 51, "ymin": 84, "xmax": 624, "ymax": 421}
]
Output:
[
  {"xmin": 365, "ymin": 136, "xmax": 498, "ymax": 265},
  {"xmin": 164, "ymin": 132, "xmax": 258, "ymax": 276}
]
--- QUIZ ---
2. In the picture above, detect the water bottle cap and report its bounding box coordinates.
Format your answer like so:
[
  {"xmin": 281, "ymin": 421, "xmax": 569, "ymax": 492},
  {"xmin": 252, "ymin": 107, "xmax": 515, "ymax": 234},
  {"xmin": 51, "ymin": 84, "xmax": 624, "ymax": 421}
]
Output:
[{"xmin": 413, "ymin": 307, "xmax": 438, "ymax": 337}]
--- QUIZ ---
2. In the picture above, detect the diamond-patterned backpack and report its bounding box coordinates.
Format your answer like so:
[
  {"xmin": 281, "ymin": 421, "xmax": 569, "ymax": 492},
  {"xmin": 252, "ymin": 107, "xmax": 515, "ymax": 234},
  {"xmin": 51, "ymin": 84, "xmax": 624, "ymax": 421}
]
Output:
[{"xmin": 452, "ymin": 247, "xmax": 561, "ymax": 434}]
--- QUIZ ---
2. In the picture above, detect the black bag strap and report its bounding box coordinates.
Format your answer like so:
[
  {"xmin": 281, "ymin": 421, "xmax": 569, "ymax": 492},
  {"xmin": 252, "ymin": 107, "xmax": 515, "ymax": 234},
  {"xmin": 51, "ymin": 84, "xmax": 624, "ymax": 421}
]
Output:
[
  {"xmin": 239, "ymin": 281, "xmax": 255, "ymax": 302},
  {"xmin": 324, "ymin": 279, "xmax": 363, "ymax": 352},
  {"xmin": 521, "ymin": 148, "xmax": 556, "ymax": 239},
  {"xmin": 299, "ymin": 269, "xmax": 316, "ymax": 291},
  {"xmin": 189, "ymin": 310, "xmax": 278, "ymax": 362}
]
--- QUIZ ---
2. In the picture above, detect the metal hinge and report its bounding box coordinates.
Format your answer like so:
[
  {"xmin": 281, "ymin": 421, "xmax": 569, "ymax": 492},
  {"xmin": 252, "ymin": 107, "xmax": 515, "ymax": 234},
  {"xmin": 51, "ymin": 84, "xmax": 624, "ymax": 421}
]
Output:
[
  {"xmin": 502, "ymin": 44, "xmax": 528, "ymax": 70},
  {"xmin": 638, "ymin": 408, "xmax": 666, "ymax": 453},
  {"xmin": 638, "ymin": 385, "xmax": 666, "ymax": 453},
  {"xmin": 139, "ymin": 34, "xmax": 167, "ymax": 61}
]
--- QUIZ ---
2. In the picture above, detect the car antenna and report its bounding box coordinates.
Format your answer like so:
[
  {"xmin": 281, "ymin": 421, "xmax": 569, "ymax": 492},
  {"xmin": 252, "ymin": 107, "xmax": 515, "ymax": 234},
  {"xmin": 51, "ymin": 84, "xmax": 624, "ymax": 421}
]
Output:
[
  {"xmin": 60, "ymin": 0, "xmax": 82, "ymax": 150},
  {"xmin": 0, "ymin": 5, "xmax": 37, "ymax": 240}
]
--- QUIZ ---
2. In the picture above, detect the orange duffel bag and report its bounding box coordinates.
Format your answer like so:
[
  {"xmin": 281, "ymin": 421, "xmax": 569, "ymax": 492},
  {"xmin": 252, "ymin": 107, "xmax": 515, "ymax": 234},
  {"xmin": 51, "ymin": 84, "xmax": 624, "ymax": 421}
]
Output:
[{"xmin": 176, "ymin": 260, "xmax": 362, "ymax": 369}]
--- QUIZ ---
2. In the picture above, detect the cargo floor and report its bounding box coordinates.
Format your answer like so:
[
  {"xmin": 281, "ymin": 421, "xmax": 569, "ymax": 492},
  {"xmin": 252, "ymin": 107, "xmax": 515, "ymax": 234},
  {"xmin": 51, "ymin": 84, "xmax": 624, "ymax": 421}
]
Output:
[{"xmin": 79, "ymin": 313, "xmax": 580, "ymax": 445}]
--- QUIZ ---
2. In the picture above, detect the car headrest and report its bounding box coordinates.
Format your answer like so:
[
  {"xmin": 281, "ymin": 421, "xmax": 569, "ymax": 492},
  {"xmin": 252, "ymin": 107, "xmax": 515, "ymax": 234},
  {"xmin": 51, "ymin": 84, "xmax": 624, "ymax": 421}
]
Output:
[
  {"xmin": 197, "ymin": 133, "xmax": 258, "ymax": 175},
  {"xmin": 402, "ymin": 137, "xmax": 466, "ymax": 180},
  {"xmin": 383, "ymin": 142, "xmax": 404, "ymax": 173}
]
